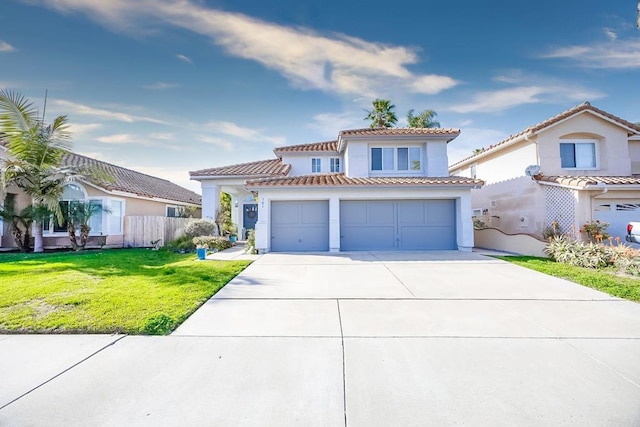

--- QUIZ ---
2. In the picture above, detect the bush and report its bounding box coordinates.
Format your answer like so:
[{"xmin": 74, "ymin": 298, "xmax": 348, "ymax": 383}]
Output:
[
  {"xmin": 545, "ymin": 234, "xmax": 640, "ymax": 273},
  {"xmin": 184, "ymin": 219, "xmax": 216, "ymax": 238},
  {"xmin": 192, "ymin": 236, "xmax": 232, "ymax": 252},
  {"xmin": 245, "ymin": 229, "xmax": 257, "ymax": 254},
  {"xmin": 165, "ymin": 235, "xmax": 196, "ymax": 253}
]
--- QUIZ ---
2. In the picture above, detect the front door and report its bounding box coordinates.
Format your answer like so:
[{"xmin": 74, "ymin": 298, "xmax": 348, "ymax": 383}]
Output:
[{"xmin": 243, "ymin": 204, "xmax": 258, "ymax": 238}]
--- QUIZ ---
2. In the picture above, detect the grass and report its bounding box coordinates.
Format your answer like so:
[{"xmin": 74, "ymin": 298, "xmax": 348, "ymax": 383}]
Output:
[
  {"xmin": 0, "ymin": 249, "xmax": 251, "ymax": 335},
  {"xmin": 499, "ymin": 256, "xmax": 640, "ymax": 302}
]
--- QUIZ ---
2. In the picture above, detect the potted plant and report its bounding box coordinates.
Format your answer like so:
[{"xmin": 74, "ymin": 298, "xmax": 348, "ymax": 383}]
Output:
[{"xmin": 228, "ymin": 225, "xmax": 238, "ymax": 244}]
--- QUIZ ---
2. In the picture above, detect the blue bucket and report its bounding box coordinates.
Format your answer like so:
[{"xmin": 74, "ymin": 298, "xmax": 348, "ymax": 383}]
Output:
[{"xmin": 196, "ymin": 247, "xmax": 207, "ymax": 260}]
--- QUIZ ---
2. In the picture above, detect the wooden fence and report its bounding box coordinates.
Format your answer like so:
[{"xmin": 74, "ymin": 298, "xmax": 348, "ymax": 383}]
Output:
[{"xmin": 123, "ymin": 216, "xmax": 189, "ymax": 248}]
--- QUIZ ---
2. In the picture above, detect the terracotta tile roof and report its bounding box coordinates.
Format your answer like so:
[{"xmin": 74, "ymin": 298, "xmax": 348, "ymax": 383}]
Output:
[
  {"xmin": 61, "ymin": 152, "xmax": 202, "ymax": 205},
  {"xmin": 534, "ymin": 175, "xmax": 640, "ymax": 188},
  {"xmin": 246, "ymin": 173, "xmax": 483, "ymax": 188},
  {"xmin": 189, "ymin": 158, "xmax": 290, "ymax": 177},
  {"xmin": 274, "ymin": 140, "xmax": 338, "ymax": 154},
  {"xmin": 339, "ymin": 127, "xmax": 460, "ymax": 137},
  {"xmin": 450, "ymin": 102, "xmax": 640, "ymax": 169}
]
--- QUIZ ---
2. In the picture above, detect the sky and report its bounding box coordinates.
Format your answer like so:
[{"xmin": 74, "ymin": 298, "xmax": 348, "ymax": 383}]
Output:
[{"xmin": 1, "ymin": 0, "xmax": 639, "ymax": 193}]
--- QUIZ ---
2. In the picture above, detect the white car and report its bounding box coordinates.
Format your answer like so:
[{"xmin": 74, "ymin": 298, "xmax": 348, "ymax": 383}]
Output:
[{"xmin": 626, "ymin": 222, "xmax": 640, "ymax": 244}]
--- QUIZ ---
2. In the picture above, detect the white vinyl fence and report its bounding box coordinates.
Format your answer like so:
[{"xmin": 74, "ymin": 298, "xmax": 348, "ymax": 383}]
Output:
[{"xmin": 123, "ymin": 216, "xmax": 189, "ymax": 248}]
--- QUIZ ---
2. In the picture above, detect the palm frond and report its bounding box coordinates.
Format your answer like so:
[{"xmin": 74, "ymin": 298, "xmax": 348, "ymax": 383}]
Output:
[{"xmin": 0, "ymin": 89, "xmax": 39, "ymax": 135}]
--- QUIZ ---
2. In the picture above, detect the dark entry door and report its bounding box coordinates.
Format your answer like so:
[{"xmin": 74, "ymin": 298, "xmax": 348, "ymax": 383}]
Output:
[{"xmin": 243, "ymin": 204, "xmax": 258, "ymax": 238}]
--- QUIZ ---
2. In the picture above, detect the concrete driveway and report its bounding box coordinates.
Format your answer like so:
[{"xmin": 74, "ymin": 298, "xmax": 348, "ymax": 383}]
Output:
[{"xmin": 2, "ymin": 251, "xmax": 640, "ymax": 426}]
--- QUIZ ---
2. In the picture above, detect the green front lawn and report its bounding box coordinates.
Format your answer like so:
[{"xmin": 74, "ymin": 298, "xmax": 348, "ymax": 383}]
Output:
[
  {"xmin": 499, "ymin": 256, "xmax": 640, "ymax": 302},
  {"xmin": 0, "ymin": 249, "xmax": 251, "ymax": 335}
]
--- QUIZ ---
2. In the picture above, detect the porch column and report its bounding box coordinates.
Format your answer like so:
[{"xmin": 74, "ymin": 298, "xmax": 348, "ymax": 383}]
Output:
[
  {"xmin": 329, "ymin": 195, "xmax": 340, "ymax": 252},
  {"xmin": 457, "ymin": 194, "xmax": 473, "ymax": 251},
  {"xmin": 201, "ymin": 181, "xmax": 220, "ymax": 221}
]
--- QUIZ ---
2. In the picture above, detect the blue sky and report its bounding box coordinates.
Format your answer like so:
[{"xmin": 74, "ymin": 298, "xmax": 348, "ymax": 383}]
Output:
[{"xmin": 1, "ymin": 0, "xmax": 639, "ymax": 192}]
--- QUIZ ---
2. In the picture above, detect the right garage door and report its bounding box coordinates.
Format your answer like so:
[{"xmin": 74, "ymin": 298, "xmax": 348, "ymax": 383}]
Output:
[{"xmin": 340, "ymin": 200, "xmax": 456, "ymax": 251}]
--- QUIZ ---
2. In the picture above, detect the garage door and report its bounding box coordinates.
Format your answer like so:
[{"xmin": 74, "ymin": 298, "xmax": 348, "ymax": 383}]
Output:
[
  {"xmin": 271, "ymin": 201, "xmax": 329, "ymax": 252},
  {"xmin": 340, "ymin": 200, "xmax": 456, "ymax": 250},
  {"xmin": 594, "ymin": 201, "xmax": 640, "ymax": 241}
]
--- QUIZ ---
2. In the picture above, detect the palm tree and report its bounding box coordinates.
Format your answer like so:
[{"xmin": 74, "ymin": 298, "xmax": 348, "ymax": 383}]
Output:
[
  {"xmin": 65, "ymin": 200, "xmax": 109, "ymax": 251},
  {"xmin": 364, "ymin": 99, "xmax": 398, "ymax": 128},
  {"xmin": 0, "ymin": 201, "xmax": 35, "ymax": 252},
  {"xmin": 406, "ymin": 109, "xmax": 440, "ymax": 128},
  {"xmin": 0, "ymin": 90, "xmax": 80, "ymax": 252}
]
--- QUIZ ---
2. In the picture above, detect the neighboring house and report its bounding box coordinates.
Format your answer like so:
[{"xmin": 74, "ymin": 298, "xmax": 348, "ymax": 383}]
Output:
[
  {"xmin": 449, "ymin": 102, "xmax": 640, "ymax": 241},
  {"xmin": 190, "ymin": 128, "xmax": 483, "ymax": 253},
  {"xmin": 0, "ymin": 146, "xmax": 202, "ymax": 250}
]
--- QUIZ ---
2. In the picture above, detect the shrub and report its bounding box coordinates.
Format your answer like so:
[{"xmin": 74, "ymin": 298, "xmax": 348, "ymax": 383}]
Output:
[
  {"xmin": 580, "ymin": 220, "xmax": 610, "ymax": 242},
  {"xmin": 545, "ymin": 234, "xmax": 640, "ymax": 273},
  {"xmin": 542, "ymin": 220, "xmax": 563, "ymax": 240},
  {"xmin": 165, "ymin": 235, "xmax": 196, "ymax": 253},
  {"xmin": 192, "ymin": 236, "xmax": 232, "ymax": 252},
  {"xmin": 245, "ymin": 229, "xmax": 257, "ymax": 254},
  {"xmin": 184, "ymin": 219, "xmax": 216, "ymax": 238}
]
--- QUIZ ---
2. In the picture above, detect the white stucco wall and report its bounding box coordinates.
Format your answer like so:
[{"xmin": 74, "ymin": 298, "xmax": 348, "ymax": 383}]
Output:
[
  {"xmin": 280, "ymin": 154, "xmax": 343, "ymax": 176},
  {"xmin": 251, "ymin": 187, "xmax": 476, "ymax": 253},
  {"xmin": 343, "ymin": 136, "xmax": 452, "ymax": 178}
]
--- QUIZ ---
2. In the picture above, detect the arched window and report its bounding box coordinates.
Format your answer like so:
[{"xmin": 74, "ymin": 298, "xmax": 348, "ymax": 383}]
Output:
[{"xmin": 53, "ymin": 183, "xmax": 88, "ymax": 232}]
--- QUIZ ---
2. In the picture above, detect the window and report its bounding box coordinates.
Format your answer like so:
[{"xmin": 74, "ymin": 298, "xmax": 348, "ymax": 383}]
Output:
[
  {"xmin": 167, "ymin": 206, "xmax": 178, "ymax": 217},
  {"xmin": 311, "ymin": 158, "xmax": 321, "ymax": 173},
  {"xmin": 330, "ymin": 158, "xmax": 341, "ymax": 172},
  {"xmin": 560, "ymin": 141, "xmax": 596, "ymax": 169},
  {"xmin": 371, "ymin": 147, "xmax": 421, "ymax": 171},
  {"xmin": 470, "ymin": 164, "xmax": 477, "ymax": 179},
  {"xmin": 109, "ymin": 200, "xmax": 123, "ymax": 234}
]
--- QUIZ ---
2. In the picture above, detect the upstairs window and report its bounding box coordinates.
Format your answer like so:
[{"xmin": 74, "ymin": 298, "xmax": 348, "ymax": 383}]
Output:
[
  {"xmin": 330, "ymin": 158, "xmax": 341, "ymax": 172},
  {"xmin": 311, "ymin": 158, "xmax": 322, "ymax": 173},
  {"xmin": 371, "ymin": 147, "xmax": 421, "ymax": 171},
  {"xmin": 560, "ymin": 141, "xmax": 596, "ymax": 169}
]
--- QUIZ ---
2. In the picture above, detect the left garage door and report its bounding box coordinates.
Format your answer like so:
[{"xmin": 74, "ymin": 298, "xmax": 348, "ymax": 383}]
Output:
[{"xmin": 271, "ymin": 201, "xmax": 329, "ymax": 252}]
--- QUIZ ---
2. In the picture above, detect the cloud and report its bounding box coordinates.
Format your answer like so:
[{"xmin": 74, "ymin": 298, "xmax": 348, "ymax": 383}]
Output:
[
  {"xmin": 204, "ymin": 121, "xmax": 286, "ymax": 145},
  {"xmin": 143, "ymin": 81, "xmax": 180, "ymax": 90},
  {"xmin": 53, "ymin": 99, "xmax": 165, "ymax": 124},
  {"xmin": 196, "ymin": 135, "xmax": 234, "ymax": 151},
  {"xmin": 604, "ymin": 28, "xmax": 617, "ymax": 41},
  {"xmin": 67, "ymin": 122, "xmax": 102, "ymax": 139},
  {"xmin": 97, "ymin": 133, "xmax": 133, "ymax": 144},
  {"xmin": 308, "ymin": 111, "xmax": 364, "ymax": 138},
  {"xmin": 541, "ymin": 38, "xmax": 640, "ymax": 69},
  {"xmin": 447, "ymin": 73, "xmax": 605, "ymax": 114},
  {"xmin": 0, "ymin": 41, "xmax": 16, "ymax": 53},
  {"xmin": 149, "ymin": 132, "xmax": 175, "ymax": 140},
  {"xmin": 176, "ymin": 54, "xmax": 193, "ymax": 64},
  {"xmin": 28, "ymin": 0, "xmax": 458, "ymax": 97}
]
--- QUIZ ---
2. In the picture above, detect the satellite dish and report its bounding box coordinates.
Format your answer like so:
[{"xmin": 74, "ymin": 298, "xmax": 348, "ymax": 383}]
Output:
[{"xmin": 525, "ymin": 165, "xmax": 541, "ymax": 177}]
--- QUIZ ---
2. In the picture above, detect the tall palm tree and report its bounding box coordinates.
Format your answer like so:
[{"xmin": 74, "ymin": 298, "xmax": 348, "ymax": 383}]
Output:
[
  {"xmin": 364, "ymin": 99, "xmax": 398, "ymax": 128},
  {"xmin": 406, "ymin": 109, "xmax": 440, "ymax": 128},
  {"xmin": 0, "ymin": 90, "xmax": 80, "ymax": 252}
]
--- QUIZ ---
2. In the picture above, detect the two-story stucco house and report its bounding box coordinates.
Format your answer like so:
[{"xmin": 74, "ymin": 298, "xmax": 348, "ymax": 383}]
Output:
[
  {"xmin": 449, "ymin": 102, "xmax": 640, "ymax": 241},
  {"xmin": 190, "ymin": 128, "xmax": 483, "ymax": 253}
]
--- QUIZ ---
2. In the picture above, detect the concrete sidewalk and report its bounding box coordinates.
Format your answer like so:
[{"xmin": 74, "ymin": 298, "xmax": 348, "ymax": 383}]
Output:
[{"xmin": 2, "ymin": 251, "xmax": 640, "ymax": 426}]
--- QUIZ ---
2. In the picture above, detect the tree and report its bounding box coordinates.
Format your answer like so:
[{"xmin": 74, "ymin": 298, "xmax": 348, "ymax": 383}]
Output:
[
  {"xmin": 0, "ymin": 200, "xmax": 36, "ymax": 252},
  {"xmin": 65, "ymin": 200, "xmax": 108, "ymax": 251},
  {"xmin": 406, "ymin": 109, "xmax": 440, "ymax": 128},
  {"xmin": 364, "ymin": 99, "xmax": 398, "ymax": 128},
  {"xmin": 0, "ymin": 90, "xmax": 85, "ymax": 252}
]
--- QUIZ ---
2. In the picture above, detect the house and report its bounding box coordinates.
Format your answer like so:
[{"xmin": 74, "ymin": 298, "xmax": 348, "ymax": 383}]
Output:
[
  {"xmin": 0, "ymin": 146, "xmax": 202, "ymax": 250},
  {"xmin": 449, "ymin": 102, "xmax": 640, "ymax": 242},
  {"xmin": 190, "ymin": 128, "xmax": 483, "ymax": 253}
]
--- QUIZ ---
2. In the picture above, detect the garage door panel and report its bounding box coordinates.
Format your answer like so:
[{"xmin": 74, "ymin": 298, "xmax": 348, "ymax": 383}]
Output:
[
  {"xmin": 369, "ymin": 202, "xmax": 395, "ymax": 225},
  {"xmin": 425, "ymin": 200, "xmax": 456, "ymax": 226},
  {"xmin": 398, "ymin": 201, "xmax": 426, "ymax": 224},
  {"xmin": 271, "ymin": 201, "xmax": 329, "ymax": 252},
  {"xmin": 340, "ymin": 226, "xmax": 395, "ymax": 251},
  {"xmin": 399, "ymin": 225, "xmax": 456, "ymax": 250},
  {"xmin": 341, "ymin": 199, "xmax": 456, "ymax": 251},
  {"xmin": 594, "ymin": 201, "xmax": 640, "ymax": 241}
]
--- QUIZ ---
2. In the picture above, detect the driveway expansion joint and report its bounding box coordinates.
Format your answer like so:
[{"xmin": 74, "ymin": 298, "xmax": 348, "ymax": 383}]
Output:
[{"xmin": 0, "ymin": 335, "xmax": 127, "ymax": 411}]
